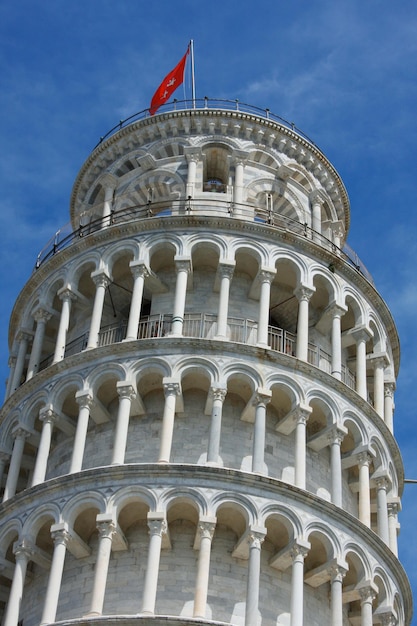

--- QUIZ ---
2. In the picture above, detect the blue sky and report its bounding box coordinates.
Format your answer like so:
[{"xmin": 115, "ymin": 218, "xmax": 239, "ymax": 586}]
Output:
[{"xmin": 1, "ymin": 0, "xmax": 417, "ymax": 619}]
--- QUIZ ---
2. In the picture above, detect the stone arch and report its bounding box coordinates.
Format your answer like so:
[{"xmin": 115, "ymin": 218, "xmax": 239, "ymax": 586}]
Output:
[
  {"xmin": 341, "ymin": 412, "xmax": 369, "ymax": 452},
  {"xmin": 62, "ymin": 491, "xmax": 107, "ymax": 529},
  {"xmin": 211, "ymin": 492, "xmax": 255, "ymax": 530},
  {"xmin": 22, "ymin": 503, "xmax": 60, "ymax": 544},
  {"xmin": 261, "ymin": 504, "xmax": 302, "ymax": 542},
  {"xmin": 110, "ymin": 486, "xmax": 157, "ymax": 517},
  {"xmin": 115, "ymin": 168, "xmax": 185, "ymax": 210}
]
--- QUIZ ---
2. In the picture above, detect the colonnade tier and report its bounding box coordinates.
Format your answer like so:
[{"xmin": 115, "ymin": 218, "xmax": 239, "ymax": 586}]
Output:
[
  {"xmin": 0, "ymin": 466, "xmax": 410, "ymax": 626},
  {"xmin": 6, "ymin": 222, "xmax": 398, "ymax": 413},
  {"xmin": 68, "ymin": 107, "xmax": 350, "ymax": 240},
  {"xmin": 0, "ymin": 345, "xmax": 403, "ymax": 543}
]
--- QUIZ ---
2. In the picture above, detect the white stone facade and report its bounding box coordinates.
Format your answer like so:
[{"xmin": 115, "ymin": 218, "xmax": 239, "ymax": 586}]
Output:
[{"xmin": 0, "ymin": 102, "xmax": 411, "ymax": 626}]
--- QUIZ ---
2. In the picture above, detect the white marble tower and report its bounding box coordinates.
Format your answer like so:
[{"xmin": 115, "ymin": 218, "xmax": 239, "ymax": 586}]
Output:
[{"xmin": 0, "ymin": 100, "xmax": 412, "ymax": 626}]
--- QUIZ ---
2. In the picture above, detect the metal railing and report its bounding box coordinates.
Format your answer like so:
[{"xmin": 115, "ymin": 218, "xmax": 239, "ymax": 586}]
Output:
[
  {"xmin": 34, "ymin": 197, "xmax": 373, "ymax": 284},
  {"xmin": 39, "ymin": 313, "xmax": 356, "ymax": 390},
  {"xmin": 93, "ymin": 98, "xmax": 318, "ymax": 149}
]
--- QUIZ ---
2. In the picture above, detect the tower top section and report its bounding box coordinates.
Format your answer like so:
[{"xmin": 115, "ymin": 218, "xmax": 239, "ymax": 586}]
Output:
[{"xmin": 69, "ymin": 99, "xmax": 350, "ymax": 244}]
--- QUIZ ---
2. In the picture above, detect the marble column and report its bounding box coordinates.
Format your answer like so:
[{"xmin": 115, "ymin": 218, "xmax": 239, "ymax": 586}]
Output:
[
  {"xmin": 329, "ymin": 563, "xmax": 347, "ymax": 626},
  {"xmin": 245, "ymin": 529, "xmax": 266, "ymax": 626},
  {"xmin": 384, "ymin": 383, "xmax": 395, "ymax": 433},
  {"xmin": 206, "ymin": 386, "xmax": 227, "ymax": 465},
  {"xmin": 26, "ymin": 308, "xmax": 52, "ymax": 380},
  {"xmin": 328, "ymin": 426, "xmax": 347, "ymax": 507},
  {"xmin": 193, "ymin": 519, "xmax": 216, "ymax": 618},
  {"xmin": 87, "ymin": 518, "xmax": 116, "ymax": 616},
  {"xmin": 31, "ymin": 406, "xmax": 58, "ymax": 486},
  {"xmin": 111, "ymin": 383, "xmax": 136, "ymax": 465},
  {"xmin": 309, "ymin": 190, "xmax": 324, "ymax": 241},
  {"xmin": 370, "ymin": 355, "xmax": 388, "ymax": 418},
  {"xmin": 387, "ymin": 500, "xmax": 400, "ymax": 556},
  {"xmin": 351, "ymin": 327, "xmax": 372, "ymax": 401},
  {"xmin": 3, "ymin": 541, "xmax": 32, "ymax": 626},
  {"xmin": 141, "ymin": 514, "xmax": 167, "ymax": 615},
  {"xmin": 101, "ymin": 174, "xmax": 117, "ymax": 226},
  {"xmin": 358, "ymin": 452, "xmax": 371, "ymax": 527},
  {"xmin": 170, "ymin": 258, "xmax": 191, "ymax": 337},
  {"xmin": 87, "ymin": 271, "xmax": 111, "ymax": 349},
  {"xmin": 330, "ymin": 304, "xmax": 346, "ymax": 380},
  {"xmin": 233, "ymin": 151, "xmax": 247, "ymax": 208},
  {"xmin": 358, "ymin": 584, "xmax": 377, "ymax": 626},
  {"xmin": 294, "ymin": 286, "xmax": 314, "ymax": 361},
  {"xmin": 252, "ymin": 389, "xmax": 272, "ymax": 474},
  {"xmin": 125, "ymin": 262, "xmax": 149, "ymax": 341},
  {"xmin": 375, "ymin": 476, "xmax": 390, "ymax": 544},
  {"xmin": 256, "ymin": 268, "xmax": 276, "ymax": 347},
  {"xmin": 294, "ymin": 406, "xmax": 312, "ymax": 489},
  {"xmin": 215, "ymin": 261, "xmax": 235, "ymax": 340},
  {"xmin": 10, "ymin": 331, "xmax": 31, "ymax": 393},
  {"xmin": 289, "ymin": 543, "xmax": 309, "ymax": 626},
  {"xmin": 158, "ymin": 379, "xmax": 181, "ymax": 463},
  {"xmin": 3, "ymin": 427, "xmax": 30, "ymax": 502},
  {"xmin": 53, "ymin": 288, "xmax": 77, "ymax": 364},
  {"xmin": 40, "ymin": 524, "xmax": 70, "ymax": 625},
  {"xmin": 70, "ymin": 390, "xmax": 94, "ymax": 473},
  {"xmin": 185, "ymin": 148, "xmax": 201, "ymax": 198}
]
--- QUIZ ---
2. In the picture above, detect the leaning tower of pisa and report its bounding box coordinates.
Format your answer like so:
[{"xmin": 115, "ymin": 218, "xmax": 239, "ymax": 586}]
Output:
[{"xmin": 0, "ymin": 100, "xmax": 412, "ymax": 626}]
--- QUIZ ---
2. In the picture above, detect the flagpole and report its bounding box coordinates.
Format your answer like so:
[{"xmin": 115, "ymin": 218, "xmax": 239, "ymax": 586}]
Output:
[{"xmin": 190, "ymin": 39, "xmax": 196, "ymax": 108}]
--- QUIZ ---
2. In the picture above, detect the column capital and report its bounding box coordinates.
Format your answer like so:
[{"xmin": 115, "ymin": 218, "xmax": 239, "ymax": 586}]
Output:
[
  {"xmin": 210, "ymin": 386, "xmax": 227, "ymax": 403},
  {"xmin": 327, "ymin": 424, "xmax": 348, "ymax": 446},
  {"xmin": 258, "ymin": 267, "xmax": 276, "ymax": 284},
  {"xmin": 116, "ymin": 381, "xmax": 137, "ymax": 401},
  {"xmin": 91, "ymin": 270, "xmax": 111, "ymax": 288},
  {"xmin": 328, "ymin": 560, "xmax": 348, "ymax": 583},
  {"xmin": 147, "ymin": 513, "xmax": 168, "ymax": 537},
  {"xmin": 294, "ymin": 284, "xmax": 315, "ymax": 302},
  {"xmin": 162, "ymin": 377, "xmax": 182, "ymax": 398},
  {"xmin": 357, "ymin": 451, "xmax": 372, "ymax": 467},
  {"xmin": 247, "ymin": 526, "xmax": 267, "ymax": 550},
  {"xmin": 174, "ymin": 256, "xmax": 192, "ymax": 273},
  {"xmin": 11, "ymin": 424, "xmax": 32, "ymax": 441},
  {"xmin": 16, "ymin": 328, "xmax": 33, "ymax": 343},
  {"xmin": 39, "ymin": 405, "xmax": 59, "ymax": 425},
  {"xmin": 367, "ymin": 352, "xmax": 390, "ymax": 369},
  {"xmin": 57, "ymin": 286, "xmax": 78, "ymax": 303},
  {"xmin": 96, "ymin": 517, "xmax": 117, "ymax": 540},
  {"xmin": 184, "ymin": 146, "xmax": 202, "ymax": 163},
  {"xmin": 129, "ymin": 260, "xmax": 150, "ymax": 280},
  {"xmin": 218, "ymin": 260, "xmax": 235, "ymax": 279},
  {"xmin": 378, "ymin": 611, "xmax": 397, "ymax": 626},
  {"xmin": 13, "ymin": 539, "xmax": 34, "ymax": 560},
  {"xmin": 309, "ymin": 189, "xmax": 327, "ymax": 206},
  {"xmin": 327, "ymin": 301, "xmax": 348, "ymax": 318},
  {"xmin": 253, "ymin": 388, "xmax": 272, "ymax": 408},
  {"xmin": 357, "ymin": 581, "xmax": 378, "ymax": 604},
  {"xmin": 289, "ymin": 539, "xmax": 310, "ymax": 561},
  {"xmin": 387, "ymin": 497, "xmax": 401, "ymax": 516},
  {"xmin": 33, "ymin": 307, "xmax": 53, "ymax": 323},
  {"xmin": 197, "ymin": 520, "xmax": 216, "ymax": 541},
  {"xmin": 231, "ymin": 148, "xmax": 248, "ymax": 166},
  {"xmin": 50, "ymin": 522, "xmax": 71, "ymax": 547},
  {"xmin": 384, "ymin": 382, "xmax": 396, "ymax": 398},
  {"xmin": 75, "ymin": 389, "xmax": 95, "ymax": 410},
  {"xmin": 350, "ymin": 325, "xmax": 373, "ymax": 344}
]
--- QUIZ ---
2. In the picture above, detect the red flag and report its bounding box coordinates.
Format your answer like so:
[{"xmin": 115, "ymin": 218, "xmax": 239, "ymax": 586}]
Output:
[{"xmin": 150, "ymin": 47, "xmax": 190, "ymax": 115}]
